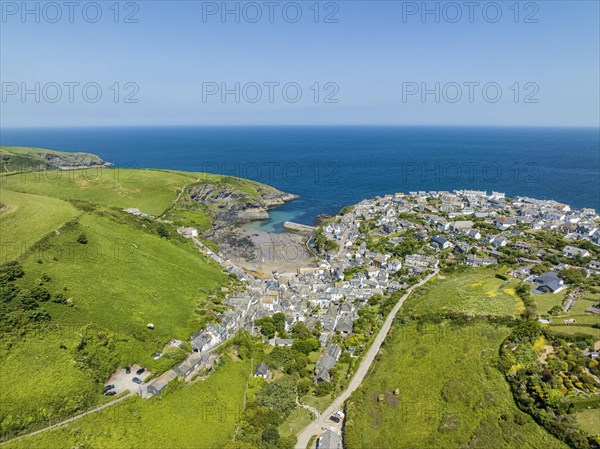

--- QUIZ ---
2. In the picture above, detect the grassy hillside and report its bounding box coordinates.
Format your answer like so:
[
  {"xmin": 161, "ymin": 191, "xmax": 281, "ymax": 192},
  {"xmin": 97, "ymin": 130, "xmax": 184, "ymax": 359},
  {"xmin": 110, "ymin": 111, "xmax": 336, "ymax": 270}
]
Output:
[
  {"xmin": 344, "ymin": 268, "xmax": 568, "ymax": 449},
  {"xmin": 404, "ymin": 268, "xmax": 524, "ymax": 317},
  {"xmin": 2, "ymin": 354, "xmax": 251, "ymax": 449},
  {"xmin": 0, "ymin": 189, "xmax": 79, "ymax": 262},
  {"xmin": 1, "ymin": 168, "xmax": 192, "ymax": 216},
  {"xmin": 0, "ymin": 152, "xmax": 286, "ymax": 440},
  {"xmin": 0, "ymin": 146, "xmax": 106, "ymax": 173}
]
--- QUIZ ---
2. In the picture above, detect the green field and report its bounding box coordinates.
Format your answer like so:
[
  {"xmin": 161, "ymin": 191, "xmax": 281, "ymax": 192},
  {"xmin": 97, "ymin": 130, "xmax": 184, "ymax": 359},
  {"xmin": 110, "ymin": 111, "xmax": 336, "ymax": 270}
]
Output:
[
  {"xmin": 576, "ymin": 408, "xmax": 600, "ymax": 436},
  {"xmin": 2, "ymin": 354, "xmax": 250, "ymax": 449},
  {"xmin": 1, "ymin": 168, "xmax": 194, "ymax": 216},
  {"xmin": 534, "ymin": 289, "xmax": 600, "ymax": 338},
  {"xmin": 0, "ymin": 189, "xmax": 79, "ymax": 262},
  {"xmin": 403, "ymin": 268, "xmax": 524, "ymax": 317},
  {"xmin": 345, "ymin": 322, "xmax": 568, "ymax": 449},
  {"xmin": 0, "ymin": 160, "xmax": 283, "ymax": 439},
  {"xmin": 344, "ymin": 268, "xmax": 568, "ymax": 449}
]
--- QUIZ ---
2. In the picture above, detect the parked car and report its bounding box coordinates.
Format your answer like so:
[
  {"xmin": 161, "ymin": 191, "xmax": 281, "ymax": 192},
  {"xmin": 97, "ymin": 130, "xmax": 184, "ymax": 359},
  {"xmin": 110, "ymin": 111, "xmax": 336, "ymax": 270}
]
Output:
[
  {"xmin": 132, "ymin": 377, "xmax": 142, "ymax": 384},
  {"xmin": 125, "ymin": 366, "xmax": 131, "ymax": 374},
  {"xmin": 105, "ymin": 391, "xmax": 117, "ymax": 396},
  {"xmin": 103, "ymin": 385, "xmax": 115, "ymax": 392},
  {"xmin": 330, "ymin": 415, "xmax": 340, "ymax": 423},
  {"xmin": 136, "ymin": 368, "xmax": 145, "ymax": 375}
]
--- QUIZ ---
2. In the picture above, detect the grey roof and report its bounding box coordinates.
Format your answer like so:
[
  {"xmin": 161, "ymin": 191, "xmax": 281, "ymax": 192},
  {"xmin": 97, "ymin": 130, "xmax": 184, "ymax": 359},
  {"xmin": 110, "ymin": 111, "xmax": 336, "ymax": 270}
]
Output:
[
  {"xmin": 254, "ymin": 363, "xmax": 269, "ymax": 377},
  {"xmin": 534, "ymin": 272, "xmax": 563, "ymax": 292},
  {"xmin": 318, "ymin": 429, "xmax": 340, "ymax": 449}
]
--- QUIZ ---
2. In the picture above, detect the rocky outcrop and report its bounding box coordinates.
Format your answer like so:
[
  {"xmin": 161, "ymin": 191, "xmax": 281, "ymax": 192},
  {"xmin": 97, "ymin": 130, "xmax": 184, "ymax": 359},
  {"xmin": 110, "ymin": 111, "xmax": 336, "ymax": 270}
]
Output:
[{"xmin": 188, "ymin": 183, "xmax": 299, "ymax": 226}]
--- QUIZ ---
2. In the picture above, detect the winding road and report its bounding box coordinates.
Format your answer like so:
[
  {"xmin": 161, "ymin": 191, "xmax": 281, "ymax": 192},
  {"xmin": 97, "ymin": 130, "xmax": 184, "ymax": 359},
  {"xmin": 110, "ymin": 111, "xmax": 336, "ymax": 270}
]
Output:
[{"xmin": 294, "ymin": 270, "xmax": 438, "ymax": 449}]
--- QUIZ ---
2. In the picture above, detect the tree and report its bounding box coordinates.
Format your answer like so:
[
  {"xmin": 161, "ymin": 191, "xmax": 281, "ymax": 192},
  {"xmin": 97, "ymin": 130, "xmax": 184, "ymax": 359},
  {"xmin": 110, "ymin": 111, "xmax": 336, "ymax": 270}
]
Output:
[
  {"xmin": 0, "ymin": 261, "xmax": 25, "ymax": 282},
  {"xmin": 559, "ymin": 267, "xmax": 586, "ymax": 285},
  {"xmin": 260, "ymin": 377, "xmax": 296, "ymax": 415},
  {"xmin": 262, "ymin": 425, "xmax": 280, "ymax": 443},
  {"xmin": 157, "ymin": 225, "xmax": 170, "ymax": 239},
  {"xmin": 272, "ymin": 313, "xmax": 286, "ymax": 335},
  {"xmin": 292, "ymin": 338, "xmax": 320, "ymax": 355},
  {"xmin": 256, "ymin": 317, "xmax": 276, "ymax": 339}
]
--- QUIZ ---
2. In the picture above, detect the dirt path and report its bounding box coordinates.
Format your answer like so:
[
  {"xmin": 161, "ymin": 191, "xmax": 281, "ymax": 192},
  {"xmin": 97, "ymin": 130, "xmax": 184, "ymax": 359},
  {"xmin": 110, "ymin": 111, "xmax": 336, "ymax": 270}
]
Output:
[
  {"xmin": 294, "ymin": 270, "xmax": 438, "ymax": 449},
  {"xmin": 0, "ymin": 391, "xmax": 136, "ymax": 446}
]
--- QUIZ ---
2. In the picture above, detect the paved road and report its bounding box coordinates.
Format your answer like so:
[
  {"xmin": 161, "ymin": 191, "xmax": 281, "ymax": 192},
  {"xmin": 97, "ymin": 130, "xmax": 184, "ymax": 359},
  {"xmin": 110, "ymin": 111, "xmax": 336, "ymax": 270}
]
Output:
[{"xmin": 294, "ymin": 270, "xmax": 438, "ymax": 449}]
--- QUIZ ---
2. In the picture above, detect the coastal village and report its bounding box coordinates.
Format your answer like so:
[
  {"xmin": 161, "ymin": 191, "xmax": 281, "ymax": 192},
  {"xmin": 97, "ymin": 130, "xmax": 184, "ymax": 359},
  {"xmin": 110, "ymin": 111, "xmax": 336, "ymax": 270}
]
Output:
[{"xmin": 137, "ymin": 189, "xmax": 600, "ymax": 443}]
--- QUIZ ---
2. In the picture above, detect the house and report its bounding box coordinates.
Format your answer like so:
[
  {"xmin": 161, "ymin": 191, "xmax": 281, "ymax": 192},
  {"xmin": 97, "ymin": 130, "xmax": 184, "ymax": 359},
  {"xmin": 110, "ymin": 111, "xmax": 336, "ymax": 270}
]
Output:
[
  {"xmin": 465, "ymin": 255, "xmax": 497, "ymax": 267},
  {"xmin": 253, "ymin": 363, "xmax": 270, "ymax": 379},
  {"xmin": 465, "ymin": 228, "xmax": 482, "ymax": 240},
  {"xmin": 587, "ymin": 260, "xmax": 600, "ymax": 273},
  {"xmin": 450, "ymin": 220, "xmax": 474, "ymax": 232},
  {"xmin": 430, "ymin": 236, "xmax": 453, "ymax": 250},
  {"xmin": 531, "ymin": 272, "xmax": 565, "ymax": 294},
  {"xmin": 563, "ymin": 246, "xmax": 590, "ymax": 258},
  {"xmin": 317, "ymin": 428, "xmax": 340, "ymax": 449},
  {"xmin": 315, "ymin": 345, "xmax": 342, "ymax": 383},
  {"xmin": 335, "ymin": 316, "xmax": 354, "ymax": 336},
  {"xmin": 146, "ymin": 370, "xmax": 177, "ymax": 397},
  {"xmin": 175, "ymin": 351, "xmax": 208, "ymax": 378}
]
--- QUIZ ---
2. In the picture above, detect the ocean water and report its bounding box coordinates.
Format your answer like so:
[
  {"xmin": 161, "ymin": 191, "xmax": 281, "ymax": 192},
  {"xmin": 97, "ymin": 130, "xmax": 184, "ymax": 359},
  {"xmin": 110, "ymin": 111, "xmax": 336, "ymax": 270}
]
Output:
[{"xmin": 1, "ymin": 126, "xmax": 598, "ymax": 231}]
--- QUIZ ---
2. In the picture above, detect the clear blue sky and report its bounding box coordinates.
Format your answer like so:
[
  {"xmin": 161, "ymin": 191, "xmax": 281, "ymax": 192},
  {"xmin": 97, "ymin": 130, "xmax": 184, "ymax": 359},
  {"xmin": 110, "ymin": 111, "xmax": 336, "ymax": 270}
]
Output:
[{"xmin": 1, "ymin": 0, "xmax": 599, "ymax": 126}]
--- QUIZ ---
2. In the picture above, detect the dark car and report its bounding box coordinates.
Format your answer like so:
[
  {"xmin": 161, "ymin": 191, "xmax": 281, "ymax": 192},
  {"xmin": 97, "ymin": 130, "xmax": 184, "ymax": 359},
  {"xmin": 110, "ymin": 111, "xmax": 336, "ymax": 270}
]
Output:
[
  {"xmin": 125, "ymin": 366, "xmax": 131, "ymax": 374},
  {"xmin": 105, "ymin": 391, "xmax": 117, "ymax": 396},
  {"xmin": 136, "ymin": 368, "xmax": 145, "ymax": 375},
  {"xmin": 132, "ymin": 377, "xmax": 142, "ymax": 384},
  {"xmin": 330, "ymin": 415, "xmax": 340, "ymax": 423},
  {"xmin": 103, "ymin": 384, "xmax": 115, "ymax": 392}
]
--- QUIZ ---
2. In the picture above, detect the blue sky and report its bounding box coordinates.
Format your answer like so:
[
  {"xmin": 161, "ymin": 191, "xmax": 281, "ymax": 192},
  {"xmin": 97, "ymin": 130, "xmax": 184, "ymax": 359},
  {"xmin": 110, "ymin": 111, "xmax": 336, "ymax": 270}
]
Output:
[{"xmin": 1, "ymin": 1, "xmax": 599, "ymax": 126}]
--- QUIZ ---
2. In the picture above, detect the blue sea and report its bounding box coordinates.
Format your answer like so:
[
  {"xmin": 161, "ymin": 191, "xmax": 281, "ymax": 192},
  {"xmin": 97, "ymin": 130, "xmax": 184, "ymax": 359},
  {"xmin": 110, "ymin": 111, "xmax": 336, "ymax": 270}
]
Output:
[{"xmin": 1, "ymin": 126, "xmax": 598, "ymax": 231}]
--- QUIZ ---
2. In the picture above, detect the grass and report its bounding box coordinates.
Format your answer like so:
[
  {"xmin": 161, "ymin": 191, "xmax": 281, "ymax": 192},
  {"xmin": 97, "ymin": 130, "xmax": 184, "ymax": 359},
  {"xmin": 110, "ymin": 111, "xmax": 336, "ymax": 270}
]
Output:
[
  {"xmin": 0, "ymin": 157, "xmax": 288, "ymax": 441},
  {"xmin": 18, "ymin": 212, "xmax": 228, "ymax": 363},
  {"xmin": 534, "ymin": 289, "xmax": 600, "ymax": 338},
  {"xmin": 575, "ymin": 409, "xmax": 600, "ymax": 436},
  {"xmin": 0, "ymin": 189, "xmax": 79, "ymax": 262},
  {"xmin": 279, "ymin": 407, "xmax": 314, "ymax": 439},
  {"xmin": 1, "ymin": 212, "xmax": 229, "ymax": 437},
  {"xmin": 403, "ymin": 268, "xmax": 524, "ymax": 317},
  {"xmin": 2, "ymin": 355, "xmax": 251, "ymax": 449},
  {"xmin": 1, "ymin": 168, "xmax": 195, "ymax": 216},
  {"xmin": 344, "ymin": 321, "xmax": 569, "ymax": 449},
  {"xmin": 344, "ymin": 268, "xmax": 569, "ymax": 449}
]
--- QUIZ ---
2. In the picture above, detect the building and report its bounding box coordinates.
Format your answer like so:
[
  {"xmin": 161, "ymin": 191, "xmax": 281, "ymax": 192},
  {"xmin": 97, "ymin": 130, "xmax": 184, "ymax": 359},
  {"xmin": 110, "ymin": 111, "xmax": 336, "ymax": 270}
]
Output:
[
  {"xmin": 317, "ymin": 428, "xmax": 340, "ymax": 449},
  {"xmin": 253, "ymin": 363, "xmax": 270, "ymax": 379},
  {"xmin": 315, "ymin": 345, "xmax": 342, "ymax": 383},
  {"xmin": 531, "ymin": 272, "xmax": 565, "ymax": 294},
  {"xmin": 563, "ymin": 246, "xmax": 591, "ymax": 258},
  {"xmin": 175, "ymin": 352, "xmax": 208, "ymax": 378},
  {"xmin": 430, "ymin": 236, "xmax": 453, "ymax": 250},
  {"xmin": 146, "ymin": 370, "xmax": 177, "ymax": 396}
]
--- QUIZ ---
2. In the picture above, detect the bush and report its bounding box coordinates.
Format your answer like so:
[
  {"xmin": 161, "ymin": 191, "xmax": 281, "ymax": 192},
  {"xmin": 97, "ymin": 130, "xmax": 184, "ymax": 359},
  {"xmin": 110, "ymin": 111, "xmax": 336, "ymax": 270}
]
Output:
[{"xmin": 77, "ymin": 233, "xmax": 88, "ymax": 244}]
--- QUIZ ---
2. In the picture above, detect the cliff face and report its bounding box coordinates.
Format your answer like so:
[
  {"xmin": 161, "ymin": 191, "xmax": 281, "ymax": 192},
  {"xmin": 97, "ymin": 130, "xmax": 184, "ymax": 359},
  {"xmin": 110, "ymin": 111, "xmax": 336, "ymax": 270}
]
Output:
[
  {"xmin": 0, "ymin": 146, "xmax": 110, "ymax": 172},
  {"xmin": 188, "ymin": 183, "xmax": 298, "ymax": 226}
]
